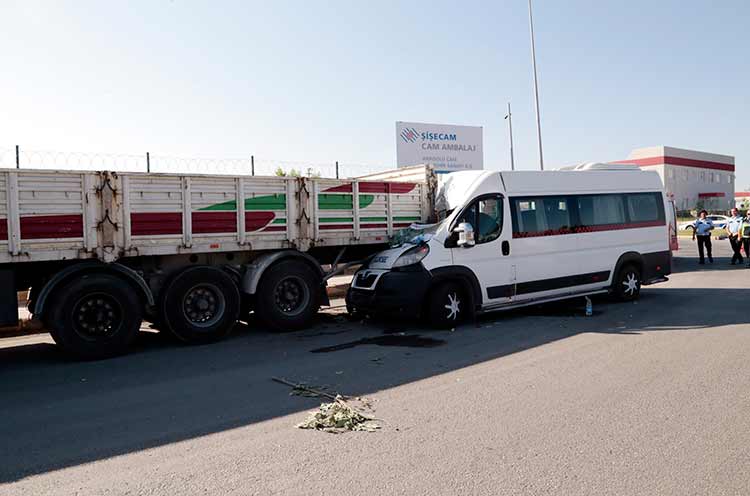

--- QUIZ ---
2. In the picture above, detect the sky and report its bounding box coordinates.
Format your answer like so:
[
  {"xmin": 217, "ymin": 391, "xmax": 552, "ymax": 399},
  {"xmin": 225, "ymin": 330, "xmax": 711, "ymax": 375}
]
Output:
[{"xmin": 1, "ymin": 0, "xmax": 748, "ymax": 186}]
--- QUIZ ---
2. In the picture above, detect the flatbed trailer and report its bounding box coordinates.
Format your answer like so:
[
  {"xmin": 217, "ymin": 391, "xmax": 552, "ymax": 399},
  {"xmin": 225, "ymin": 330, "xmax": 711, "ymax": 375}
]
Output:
[{"xmin": 0, "ymin": 165, "xmax": 436, "ymax": 358}]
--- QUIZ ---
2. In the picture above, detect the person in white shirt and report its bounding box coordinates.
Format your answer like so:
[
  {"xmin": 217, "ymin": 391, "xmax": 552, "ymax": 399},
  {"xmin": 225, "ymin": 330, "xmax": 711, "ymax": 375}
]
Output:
[
  {"xmin": 692, "ymin": 209, "xmax": 714, "ymax": 264},
  {"xmin": 726, "ymin": 208, "xmax": 744, "ymax": 265}
]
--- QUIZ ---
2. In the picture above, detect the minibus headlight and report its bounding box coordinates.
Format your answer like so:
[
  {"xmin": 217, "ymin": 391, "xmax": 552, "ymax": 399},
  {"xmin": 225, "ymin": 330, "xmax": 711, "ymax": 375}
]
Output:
[{"xmin": 392, "ymin": 244, "xmax": 429, "ymax": 268}]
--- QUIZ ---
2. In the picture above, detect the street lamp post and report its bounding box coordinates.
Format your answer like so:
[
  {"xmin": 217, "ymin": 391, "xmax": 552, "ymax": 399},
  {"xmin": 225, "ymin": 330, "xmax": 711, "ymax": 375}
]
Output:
[
  {"xmin": 504, "ymin": 102, "xmax": 515, "ymax": 171},
  {"xmin": 528, "ymin": 0, "xmax": 544, "ymax": 170}
]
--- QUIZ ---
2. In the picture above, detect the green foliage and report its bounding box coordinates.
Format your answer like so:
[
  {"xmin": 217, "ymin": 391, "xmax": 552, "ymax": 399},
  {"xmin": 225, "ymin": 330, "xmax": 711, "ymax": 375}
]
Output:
[{"xmin": 296, "ymin": 396, "xmax": 380, "ymax": 433}]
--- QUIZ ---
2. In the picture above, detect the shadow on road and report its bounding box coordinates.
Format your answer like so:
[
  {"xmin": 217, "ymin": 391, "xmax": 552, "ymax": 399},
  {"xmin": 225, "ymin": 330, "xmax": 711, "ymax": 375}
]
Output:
[{"xmin": 0, "ymin": 252, "xmax": 747, "ymax": 482}]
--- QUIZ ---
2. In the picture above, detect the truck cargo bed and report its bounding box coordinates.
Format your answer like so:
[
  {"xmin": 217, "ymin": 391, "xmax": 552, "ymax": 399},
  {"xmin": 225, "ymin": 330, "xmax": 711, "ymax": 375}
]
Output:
[{"xmin": 0, "ymin": 167, "xmax": 432, "ymax": 265}]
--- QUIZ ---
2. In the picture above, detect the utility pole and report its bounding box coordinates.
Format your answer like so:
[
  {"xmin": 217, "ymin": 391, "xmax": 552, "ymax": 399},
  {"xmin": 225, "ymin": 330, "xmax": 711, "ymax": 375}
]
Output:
[
  {"xmin": 528, "ymin": 0, "xmax": 544, "ymax": 170},
  {"xmin": 504, "ymin": 102, "xmax": 515, "ymax": 171}
]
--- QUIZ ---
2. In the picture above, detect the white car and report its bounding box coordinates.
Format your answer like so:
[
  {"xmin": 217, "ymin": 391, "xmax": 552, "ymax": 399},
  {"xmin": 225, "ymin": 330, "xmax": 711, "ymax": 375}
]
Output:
[{"xmin": 678, "ymin": 215, "xmax": 728, "ymax": 231}]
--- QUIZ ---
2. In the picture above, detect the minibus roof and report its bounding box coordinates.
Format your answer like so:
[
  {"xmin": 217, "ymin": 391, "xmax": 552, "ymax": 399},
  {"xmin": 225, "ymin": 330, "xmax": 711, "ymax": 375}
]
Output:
[{"xmin": 500, "ymin": 169, "xmax": 663, "ymax": 196}]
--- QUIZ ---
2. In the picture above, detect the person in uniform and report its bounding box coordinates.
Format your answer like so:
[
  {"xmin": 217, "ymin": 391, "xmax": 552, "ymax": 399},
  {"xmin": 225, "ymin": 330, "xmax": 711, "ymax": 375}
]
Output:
[
  {"xmin": 739, "ymin": 210, "xmax": 750, "ymax": 268},
  {"xmin": 726, "ymin": 208, "xmax": 744, "ymax": 265},
  {"xmin": 692, "ymin": 209, "xmax": 714, "ymax": 264}
]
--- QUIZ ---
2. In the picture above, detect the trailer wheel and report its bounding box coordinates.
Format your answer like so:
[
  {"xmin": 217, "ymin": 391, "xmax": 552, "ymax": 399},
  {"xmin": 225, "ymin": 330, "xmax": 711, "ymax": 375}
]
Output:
[
  {"xmin": 48, "ymin": 273, "xmax": 142, "ymax": 360},
  {"xmin": 426, "ymin": 281, "xmax": 467, "ymax": 329},
  {"xmin": 613, "ymin": 263, "xmax": 642, "ymax": 302},
  {"xmin": 161, "ymin": 266, "xmax": 240, "ymax": 344},
  {"xmin": 256, "ymin": 260, "xmax": 320, "ymax": 331}
]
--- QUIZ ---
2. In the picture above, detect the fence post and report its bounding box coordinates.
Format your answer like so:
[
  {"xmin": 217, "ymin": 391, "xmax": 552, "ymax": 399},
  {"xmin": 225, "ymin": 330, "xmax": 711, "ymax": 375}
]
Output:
[
  {"xmin": 335, "ymin": 161, "xmax": 339, "ymax": 179},
  {"xmin": 251, "ymin": 155, "xmax": 255, "ymax": 176},
  {"xmin": 15, "ymin": 145, "xmax": 19, "ymax": 169},
  {"xmin": 146, "ymin": 152, "xmax": 150, "ymax": 173}
]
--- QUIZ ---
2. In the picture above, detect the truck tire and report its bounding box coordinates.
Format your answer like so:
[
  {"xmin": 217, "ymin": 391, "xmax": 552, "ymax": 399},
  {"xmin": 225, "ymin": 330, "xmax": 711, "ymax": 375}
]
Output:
[
  {"xmin": 161, "ymin": 266, "xmax": 240, "ymax": 344},
  {"xmin": 48, "ymin": 273, "xmax": 142, "ymax": 360},
  {"xmin": 427, "ymin": 281, "xmax": 467, "ymax": 329},
  {"xmin": 256, "ymin": 260, "xmax": 320, "ymax": 331},
  {"xmin": 613, "ymin": 263, "xmax": 642, "ymax": 301}
]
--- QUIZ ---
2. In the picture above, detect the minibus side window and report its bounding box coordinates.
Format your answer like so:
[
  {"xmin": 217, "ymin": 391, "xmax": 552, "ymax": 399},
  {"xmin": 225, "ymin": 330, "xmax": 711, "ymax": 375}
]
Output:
[
  {"xmin": 510, "ymin": 196, "xmax": 570, "ymax": 235},
  {"xmin": 626, "ymin": 193, "xmax": 665, "ymax": 223},
  {"xmin": 455, "ymin": 195, "xmax": 503, "ymax": 244},
  {"xmin": 576, "ymin": 194, "xmax": 626, "ymax": 227},
  {"xmin": 476, "ymin": 197, "xmax": 503, "ymax": 243}
]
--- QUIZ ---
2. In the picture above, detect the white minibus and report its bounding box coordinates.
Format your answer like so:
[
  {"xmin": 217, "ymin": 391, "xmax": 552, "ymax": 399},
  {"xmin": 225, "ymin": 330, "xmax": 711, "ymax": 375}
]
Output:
[{"xmin": 346, "ymin": 165, "xmax": 672, "ymax": 327}]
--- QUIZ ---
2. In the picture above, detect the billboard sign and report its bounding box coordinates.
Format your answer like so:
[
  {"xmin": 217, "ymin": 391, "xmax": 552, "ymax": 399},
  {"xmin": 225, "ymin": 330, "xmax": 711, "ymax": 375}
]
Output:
[{"xmin": 396, "ymin": 121, "xmax": 483, "ymax": 172}]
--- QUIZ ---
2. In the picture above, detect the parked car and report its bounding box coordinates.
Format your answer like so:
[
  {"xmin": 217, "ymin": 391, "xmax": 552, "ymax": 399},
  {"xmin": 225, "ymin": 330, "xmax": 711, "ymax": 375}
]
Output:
[{"xmin": 678, "ymin": 215, "xmax": 728, "ymax": 231}]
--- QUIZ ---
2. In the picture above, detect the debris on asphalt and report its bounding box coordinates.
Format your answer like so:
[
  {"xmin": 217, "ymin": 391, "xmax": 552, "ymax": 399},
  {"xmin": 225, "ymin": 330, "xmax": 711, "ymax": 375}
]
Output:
[
  {"xmin": 296, "ymin": 396, "xmax": 381, "ymax": 433},
  {"xmin": 272, "ymin": 377, "xmax": 381, "ymax": 433}
]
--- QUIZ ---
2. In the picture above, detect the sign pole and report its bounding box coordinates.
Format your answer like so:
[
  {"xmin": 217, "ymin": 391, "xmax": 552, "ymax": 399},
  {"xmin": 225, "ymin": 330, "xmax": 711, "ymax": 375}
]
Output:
[
  {"xmin": 528, "ymin": 0, "xmax": 544, "ymax": 170},
  {"xmin": 505, "ymin": 102, "xmax": 515, "ymax": 171}
]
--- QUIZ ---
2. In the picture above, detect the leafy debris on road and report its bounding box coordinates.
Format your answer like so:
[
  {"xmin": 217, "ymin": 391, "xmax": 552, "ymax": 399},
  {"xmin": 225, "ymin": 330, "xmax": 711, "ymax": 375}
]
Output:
[
  {"xmin": 272, "ymin": 377, "xmax": 381, "ymax": 433},
  {"xmin": 296, "ymin": 396, "xmax": 381, "ymax": 433}
]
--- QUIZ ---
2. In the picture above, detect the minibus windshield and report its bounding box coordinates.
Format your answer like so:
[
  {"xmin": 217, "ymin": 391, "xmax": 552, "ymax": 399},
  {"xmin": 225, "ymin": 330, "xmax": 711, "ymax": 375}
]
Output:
[{"xmin": 390, "ymin": 219, "xmax": 446, "ymax": 247}]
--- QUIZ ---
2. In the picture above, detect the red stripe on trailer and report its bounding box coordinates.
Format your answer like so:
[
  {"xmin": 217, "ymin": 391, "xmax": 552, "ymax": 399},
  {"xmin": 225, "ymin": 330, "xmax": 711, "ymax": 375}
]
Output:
[
  {"xmin": 192, "ymin": 211, "xmax": 237, "ymax": 234},
  {"xmin": 513, "ymin": 220, "xmax": 665, "ymax": 238},
  {"xmin": 698, "ymin": 192, "xmax": 725, "ymax": 198},
  {"xmin": 20, "ymin": 214, "xmax": 83, "ymax": 239},
  {"xmin": 262, "ymin": 226, "xmax": 286, "ymax": 232},
  {"xmin": 246, "ymin": 211, "xmax": 275, "ymax": 232},
  {"xmin": 131, "ymin": 212, "xmax": 182, "ymax": 236},
  {"xmin": 323, "ymin": 183, "xmax": 417, "ymax": 194},
  {"xmin": 360, "ymin": 183, "xmax": 416, "ymax": 194},
  {"xmin": 324, "ymin": 184, "xmax": 353, "ymax": 193},
  {"xmin": 319, "ymin": 224, "xmax": 353, "ymax": 230},
  {"xmin": 0, "ymin": 218, "xmax": 6, "ymax": 241}
]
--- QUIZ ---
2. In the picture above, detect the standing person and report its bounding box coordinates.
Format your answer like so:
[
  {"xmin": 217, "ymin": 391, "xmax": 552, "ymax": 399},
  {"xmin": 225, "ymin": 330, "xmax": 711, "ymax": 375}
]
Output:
[
  {"xmin": 726, "ymin": 208, "xmax": 744, "ymax": 265},
  {"xmin": 740, "ymin": 210, "xmax": 750, "ymax": 268},
  {"xmin": 692, "ymin": 209, "xmax": 714, "ymax": 264}
]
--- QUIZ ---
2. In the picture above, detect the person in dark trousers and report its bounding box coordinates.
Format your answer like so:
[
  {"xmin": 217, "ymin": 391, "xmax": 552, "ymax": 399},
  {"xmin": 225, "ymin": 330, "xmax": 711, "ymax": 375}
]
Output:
[
  {"xmin": 740, "ymin": 211, "xmax": 750, "ymax": 268},
  {"xmin": 692, "ymin": 210, "xmax": 714, "ymax": 264},
  {"xmin": 726, "ymin": 207, "xmax": 744, "ymax": 265}
]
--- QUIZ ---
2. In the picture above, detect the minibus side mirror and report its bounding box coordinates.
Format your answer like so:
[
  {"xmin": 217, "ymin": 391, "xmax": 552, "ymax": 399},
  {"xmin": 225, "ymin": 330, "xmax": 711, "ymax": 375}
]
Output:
[{"xmin": 454, "ymin": 222, "xmax": 475, "ymax": 248}]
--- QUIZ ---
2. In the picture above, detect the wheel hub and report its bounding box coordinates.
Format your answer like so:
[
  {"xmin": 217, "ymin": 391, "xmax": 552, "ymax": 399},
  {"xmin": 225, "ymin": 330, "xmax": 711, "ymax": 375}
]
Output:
[
  {"xmin": 622, "ymin": 272, "xmax": 639, "ymax": 295},
  {"xmin": 73, "ymin": 294, "xmax": 121, "ymax": 338},
  {"xmin": 274, "ymin": 277, "xmax": 309, "ymax": 314},
  {"xmin": 445, "ymin": 292, "xmax": 461, "ymax": 320},
  {"xmin": 183, "ymin": 286, "xmax": 223, "ymax": 325}
]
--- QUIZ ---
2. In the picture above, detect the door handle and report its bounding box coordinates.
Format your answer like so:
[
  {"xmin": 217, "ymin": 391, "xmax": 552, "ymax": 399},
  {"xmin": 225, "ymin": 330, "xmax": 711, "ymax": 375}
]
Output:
[{"xmin": 502, "ymin": 240, "xmax": 510, "ymax": 256}]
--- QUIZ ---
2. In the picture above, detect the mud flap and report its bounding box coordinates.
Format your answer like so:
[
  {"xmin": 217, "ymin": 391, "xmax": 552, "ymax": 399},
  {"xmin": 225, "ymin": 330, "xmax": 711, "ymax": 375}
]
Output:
[{"xmin": 0, "ymin": 270, "xmax": 18, "ymax": 326}]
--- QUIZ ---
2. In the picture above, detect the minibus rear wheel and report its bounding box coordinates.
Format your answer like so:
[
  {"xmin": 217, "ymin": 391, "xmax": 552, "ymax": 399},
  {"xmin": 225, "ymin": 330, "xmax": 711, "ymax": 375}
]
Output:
[
  {"xmin": 427, "ymin": 281, "xmax": 467, "ymax": 329},
  {"xmin": 614, "ymin": 264, "xmax": 642, "ymax": 301}
]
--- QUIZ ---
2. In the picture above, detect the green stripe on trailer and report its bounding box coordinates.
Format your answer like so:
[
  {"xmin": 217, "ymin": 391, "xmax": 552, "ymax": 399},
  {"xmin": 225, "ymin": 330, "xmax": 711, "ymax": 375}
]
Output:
[
  {"xmin": 272, "ymin": 218, "xmax": 286, "ymax": 224},
  {"xmin": 200, "ymin": 194, "xmax": 287, "ymax": 211},
  {"xmin": 318, "ymin": 194, "xmax": 375, "ymax": 210}
]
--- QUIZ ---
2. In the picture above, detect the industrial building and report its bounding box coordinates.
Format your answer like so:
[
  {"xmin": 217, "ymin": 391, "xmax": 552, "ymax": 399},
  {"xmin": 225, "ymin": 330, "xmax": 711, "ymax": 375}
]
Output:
[{"xmin": 614, "ymin": 146, "xmax": 735, "ymax": 212}]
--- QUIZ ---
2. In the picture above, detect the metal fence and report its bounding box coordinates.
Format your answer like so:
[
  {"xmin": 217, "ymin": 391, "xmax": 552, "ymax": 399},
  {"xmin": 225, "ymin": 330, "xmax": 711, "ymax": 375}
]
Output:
[{"xmin": 0, "ymin": 146, "xmax": 390, "ymax": 179}]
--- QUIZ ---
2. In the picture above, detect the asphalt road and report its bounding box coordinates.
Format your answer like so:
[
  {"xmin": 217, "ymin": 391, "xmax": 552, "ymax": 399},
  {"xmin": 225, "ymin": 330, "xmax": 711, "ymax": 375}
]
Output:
[{"xmin": 1, "ymin": 242, "xmax": 748, "ymax": 495}]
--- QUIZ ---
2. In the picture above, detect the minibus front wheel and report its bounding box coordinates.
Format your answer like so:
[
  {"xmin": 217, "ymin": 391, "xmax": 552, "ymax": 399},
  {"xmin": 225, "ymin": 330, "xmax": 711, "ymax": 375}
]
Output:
[{"xmin": 426, "ymin": 281, "xmax": 468, "ymax": 329}]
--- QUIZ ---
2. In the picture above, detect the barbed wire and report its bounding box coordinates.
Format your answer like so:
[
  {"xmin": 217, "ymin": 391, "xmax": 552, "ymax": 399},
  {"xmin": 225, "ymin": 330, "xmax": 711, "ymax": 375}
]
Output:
[{"xmin": 0, "ymin": 146, "xmax": 392, "ymax": 179}]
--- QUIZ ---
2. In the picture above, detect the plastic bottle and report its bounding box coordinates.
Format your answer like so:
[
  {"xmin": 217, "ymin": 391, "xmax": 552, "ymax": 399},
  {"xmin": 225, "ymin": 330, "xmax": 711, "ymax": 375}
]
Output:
[{"xmin": 585, "ymin": 296, "xmax": 593, "ymax": 316}]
